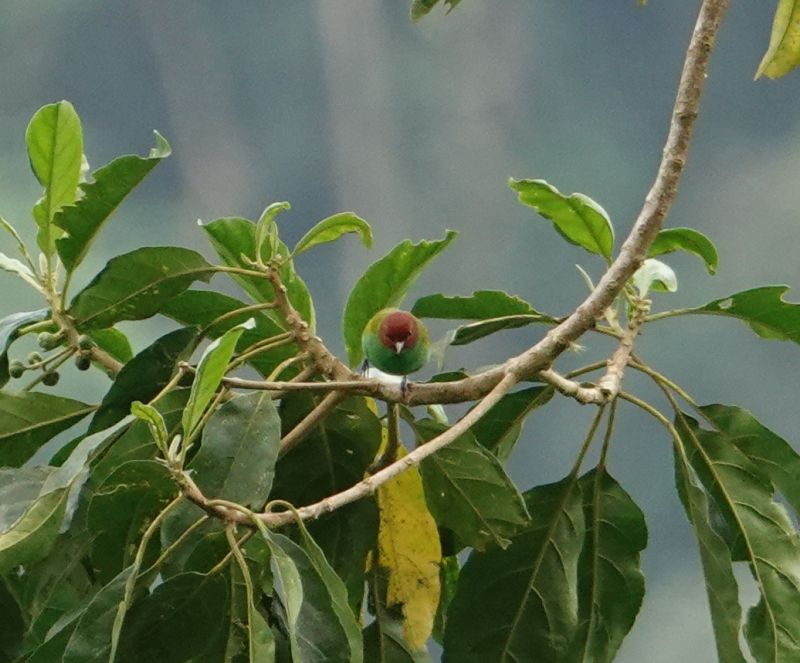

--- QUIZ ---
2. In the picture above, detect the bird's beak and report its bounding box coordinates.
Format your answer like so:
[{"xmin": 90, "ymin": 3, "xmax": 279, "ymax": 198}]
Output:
[{"xmin": 394, "ymin": 341, "xmax": 405, "ymax": 354}]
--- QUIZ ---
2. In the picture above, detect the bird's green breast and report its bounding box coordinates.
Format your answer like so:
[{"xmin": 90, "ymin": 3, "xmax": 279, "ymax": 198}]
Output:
[{"xmin": 363, "ymin": 332, "xmax": 429, "ymax": 376}]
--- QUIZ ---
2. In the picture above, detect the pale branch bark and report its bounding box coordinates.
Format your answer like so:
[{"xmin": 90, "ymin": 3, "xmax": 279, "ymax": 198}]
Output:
[
  {"xmin": 537, "ymin": 368, "xmax": 605, "ymax": 405},
  {"xmin": 596, "ymin": 300, "xmax": 649, "ymax": 399},
  {"xmin": 279, "ymin": 390, "xmax": 348, "ymax": 455},
  {"xmin": 174, "ymin": 0, "xmax": 730, "ymax": 528}
]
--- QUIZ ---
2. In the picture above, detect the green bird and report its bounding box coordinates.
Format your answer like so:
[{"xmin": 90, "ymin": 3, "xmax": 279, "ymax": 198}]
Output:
[{"xmin": 361, "ymin": 308, "xmax": 430, "ymax": 381}]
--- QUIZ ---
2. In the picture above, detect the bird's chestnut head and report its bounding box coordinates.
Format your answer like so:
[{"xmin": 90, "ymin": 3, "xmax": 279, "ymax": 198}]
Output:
[{"xmin": 379, "ymin": 310, "xmax": 419, "ymax": 354}]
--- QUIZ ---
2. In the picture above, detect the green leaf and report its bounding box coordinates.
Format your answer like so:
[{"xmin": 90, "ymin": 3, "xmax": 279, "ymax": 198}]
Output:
[
  {"xmin": 190, "ymin": 391, "xmax": 281, "ymax": 506},
  {"xmin": 160, "ymin": 289, "xmax": 298, "ymax": 377},
  {"xmin": 115, "ymin": 572, "xmax": 229, "ymax": 663},
  {"xmin": 293, "ymin": 212, "xmax": 373, "ymax": 257},
  {"xmin": 470, "ymin": 386, "xmax": 553, "ymax": 461},
  {"xmin": 89, "ymin": 326, "xmax": 198, "ymax": 433},
  {"xmin": 182, "ymin": 319, "xmax": 254, "ymax": 437},
  {"xmin": 60, "ymin": 566, "xmax": 135, "ymax": 663},
  {"xmin": 68, "ymin": 247, "xmax": 215, "ymax": 330},
  {"xmin": 411, "ymin": 290, "xmax": 539, "ymax": 320},
  {"xmin": 2, "ymin": 534, "xmax": 93, "ymax": 651},
  {"xmin": 87, "ymin": 328, "xmax": 134, "ymax": 364},
  {"xmin": 414, "ymin": 419, "xmax": 529, "ymax": 551},
  {"xmin": 568, "ymin": 468, "xmax": 647, "ymax": 663},
  {"xmin": 450, "ymin": 314, "xmax": 556, "ymax": 346},
  {"xmin": 410, "ymin": 0, "xmax": 461, "ymax": 21},
  {"xmin": 0, "ymin": 392, "xmax": 94, "ymax": 467},
  {"xmin": 25, "ymin": 101, "xmax": 83, "ymax": 255},
  {"xmin": 130, "ymin": 401, "xmax": 168, "ymax": 450},
  {"xmin": 87, "ymin": 460, "xmax": 176, "ymax": 584},
  {"xmin": 202, "ymin": 216, "xmax": 315, "ymax": 329},
  {"xmin": 0, "ymin": 309, "xmax": 50, "ymax": 388},
  {"xmin": 648, "ymin": 227, "xmax": 718, "ymax": 274},
  {"xmin": 676, "ymin": 413, "xmax": 800, "ymax": 661},
  {"xmin": 0, "ymin": 468, "xmax": 66, "ymax": 575},
  {"xmin": 673, "ymin": 437, "xmax": 747, "ymax": 663},
  {"xmin": 699, "ymin": 403, "xmax": 800, "ymax": 515},
  {"xmin": 263, "ymin": 530, "xmax": 361, "ymax": 663},
  {"xmin": 0, "ymin": 417, "xmax": 131, "ymax": 575},
  {"xmin": 756, "ymin": 0, "xmax": 800, "ymax": 79},
  {"xmin": 510, "ymin": 178, "xmax": 614, "ymax": 261},
  {"xmin": 688, "ymin": 285, "xmax": 800, "ymax": 344},
  {"xmin": 443, "ymin": 476, "xmax": 585, "ymax": 662},
  {"xmin": 296, "ymin": 520, "xmax": 364, "ymax": 662},
  {"xmin": 254, "ymin": 201, "xmax": 292, "ymax": 262},
  {"xmin": 54, "ymin": 132, "xmax": 171, "ymax": 272},
  {"xmin": 343, "ymin": 231, "xmax": 457, "ymax": 366}
]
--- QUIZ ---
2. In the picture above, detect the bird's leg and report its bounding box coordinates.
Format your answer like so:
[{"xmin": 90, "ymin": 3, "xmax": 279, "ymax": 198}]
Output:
[
  {"xmin": 400, "ymin": 375, "xmax": 409, "ymax": 401},
  {"xmin": 360, "ymin": 358, "xmax": 370, "ymax": 377}
]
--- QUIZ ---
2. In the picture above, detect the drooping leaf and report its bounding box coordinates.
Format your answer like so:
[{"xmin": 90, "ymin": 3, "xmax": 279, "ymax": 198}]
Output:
[
  {"xmin": 0, "ymin": 309, "xmax": 49, "ymax": 387},
  {"xmin": 510, "ymin": 178, "xmax": 614, "ymax": 261},
  {"xmin": 443, "ymin": 476, "xmax": 585, "ymax": 663},
  {"xmin": 676, "ymin": 413, "xmax": 800, "ymax": 661},
  {"xmin": 263, "ymin": 530, "xmax": 361, "ymax": 663},
  {"xmin": 89, "ymin": 326, "xmax": 198, "ymax": 433},
  {"xmin": 631, "ymin": 258, "xmax": 677, "ymax": 296},
  {"xmin": 376, "ymin": 450, "xmax": 442, "ymax": 651},
  {"xmin": 414, "ymin": 419, "xmax": 529, "ymax": 551},
  {"xmin": 699, "ymin": 403, "xmax": 800, "ymax": 515},
  {"xmin": 673, "ymin": 439, "xmax": 747, "ymax": 663},
  {"xmin": 130, "ymin": 401, "xmax": 168, "ymax": 451},
  {"xmin": 688, "ymin": 285, "xmax": 800, "ymax": 344},
  {"xmin": 190, "ymin": 391, "xmax": 281, "ymax": 506},
  {"xmin": 411, "ymin": 290, "xmax": 539, "ymax": 320},
  {"xmin": 115, "ymin": 572, "xmax": 229, "ymax": 663},
  {"xmin": 160, "ymin": 289, "xmax": 298, "ymax": 376},
  {"xmin": 87, "ymin": 328, "xmax": 133, "ymax": 364},
  {"xmin": 648, "ymin": 227, "xmax": 718, "ymax": 274},
  {"xmin": 54, "ymin": 132, "xmax": 171, "ymax": 272},
  {"xmin": 568, "ymin": 468, "xmax": 647, "ymax": 663},
  {"xmin": 0, "ymin": 391, "xmax": 94, "ymax": 467},
  {"xmin": 182, "ymin": 319, "xmax": 254, "ymax": 437},
  {"xmin": 470, "ymin": 386, "xmax": 553, "ymax": 461},
  {"xmin": 87, "ymin": 460, "xmax": 176, "ymax": 583},
  {"xmin": 756, "ymin": 0, "xmax": 800, "ymax": 79},
  {"xmin": 68, "ymin": 247, "xmax": 215, "ymax": 330},
  {"xmin": 293, "ymin": 212, "xmax": 373, "ymax": 258},
  {"xmin": 254, "ymin": 201, "xmax": 292, "ymax": 263},
  {"xmin": 25, "ymin": 101, "xmax": 83, "ymax": 255},
  {"xmin": 202, "ymin": 216, "xmax": 315, "ymax": 329},
  {"xmin": 343, "ymin": 231, "xmax": 457, "ymax": 366}
]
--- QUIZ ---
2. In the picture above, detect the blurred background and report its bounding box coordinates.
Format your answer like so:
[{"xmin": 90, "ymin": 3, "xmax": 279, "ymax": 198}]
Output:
[{"xmin": 1, "ymin": 2, "xmax": 799, "ymax": 660}]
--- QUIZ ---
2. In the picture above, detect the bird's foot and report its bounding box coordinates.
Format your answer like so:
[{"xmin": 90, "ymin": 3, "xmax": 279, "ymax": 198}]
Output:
[{"xmin": 360, "ymin": 358, "xmax": 370, "ymax": 377}]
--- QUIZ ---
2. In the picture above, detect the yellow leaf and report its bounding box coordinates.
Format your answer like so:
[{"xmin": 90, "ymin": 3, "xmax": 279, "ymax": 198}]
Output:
[
  {"xmin": 376, "ymin": 449, "xmax": 442, "ymax": 651},
  {"xmin": 757, "ymin": 0, "xmax": 800, "ymax": 79}
]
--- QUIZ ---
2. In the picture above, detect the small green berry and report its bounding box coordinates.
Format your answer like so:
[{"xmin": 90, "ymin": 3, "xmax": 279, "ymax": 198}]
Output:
[
  {"xmin": 8, "ymin": 361, "xmax": 25, "ymax": 379},
  {"xmin": 77, "ymin": 335, "xmax": 94, "ymax": 351},
  {"xmin": 27, "ymin": 352, "xmax": 43, "ymax": 365},
  {"xmin": 75, "ymin": 355, "xmax": 92, "ymax": 371},
  {"xmin": 37, "ymin": 332, "xmax": 60, "ymax": 350},
  {"xmin": 42, "ymin": 371, "xmax": 60, "ymax": 387}
]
